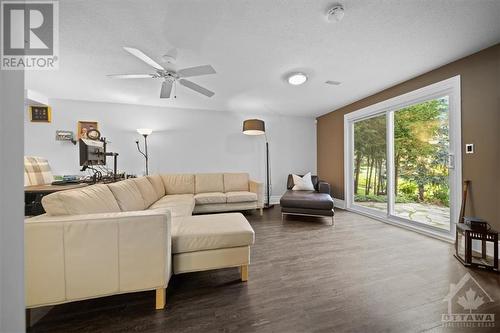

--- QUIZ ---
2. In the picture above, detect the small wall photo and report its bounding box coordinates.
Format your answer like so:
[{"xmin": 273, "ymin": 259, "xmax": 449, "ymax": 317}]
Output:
[{"xmin": 77, "ymin": 121, "xmax": 98, "ymax": 139}]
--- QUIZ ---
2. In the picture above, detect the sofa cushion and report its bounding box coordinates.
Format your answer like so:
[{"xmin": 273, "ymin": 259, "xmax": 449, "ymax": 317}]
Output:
[
  {"xmin": 171, "ymin": 213, "xmax": 255, "ymax": 254},
  {"xmin": 132, "ymin": 177, "xmax": 157, "ymax": 207},
  {"xmin": 146, "ymin": 175, "xmax": 165, "ymax": 199},
  {"xmin": 194, "ymin": 192, "xmax": 226, "ymax": 205},
  {"xmin": 223, "ymin": 173, "xmax": 249, "ymax": 192},
  {"xmin": 108, "ymin": 179, "xmax": 147, "ymax": 211},
  {"xmin": 195, "ymin": 173, "xmax": 224, "ymax": 193},
  {"xmin": 42, "ymin": 184, "xmax": 121, "ymax": 216},
  {"xmin": 226, "ymin": 191, "xmax": 257, "ymax": 203},
  {"xmin": 149, "ymin": 205, "xmax": 193, "ymax": 218},
  {"xmin": 280, "ymin": 190, "xmax": 333, "ymax": 210},
  {"xmin": 153, "ymin": 194, "xmax": 194, "ymax": 204},
  {"xmin": 161, "ymin": 174, "xmax": 195, "ymax": 194},
  {"xmin": 148, "ymin": 194, "xmax": 195, "ymax": 218}
]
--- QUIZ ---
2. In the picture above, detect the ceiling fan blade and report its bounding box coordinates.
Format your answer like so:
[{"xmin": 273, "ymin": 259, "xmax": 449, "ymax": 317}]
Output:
[
  {"xmin": 178, "ymin": 65, "xmax": 216, "ymax": 78},
  {"xmin": 160, "ymin": 80, "xmax": 173, "ymax": 98},
  {"xmin": 179, "ymin": 79, "xmax": 215, "ymax": 97},
  {"xmin": 107, "ymin": 74, "xmax": 154, "ymax": 79},
  {"xmin": 123, "ymin": 47, "xmax": 164, "ymax": 71},
  {"xmin": 325, "ymin": 80, "xmax": 341, "ymax": 85}
]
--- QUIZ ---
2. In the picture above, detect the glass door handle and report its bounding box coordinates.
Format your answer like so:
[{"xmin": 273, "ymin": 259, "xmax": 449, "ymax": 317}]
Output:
[{"xmin": 447, "ymin": 153, "xmax": 455, "ymax": 169}]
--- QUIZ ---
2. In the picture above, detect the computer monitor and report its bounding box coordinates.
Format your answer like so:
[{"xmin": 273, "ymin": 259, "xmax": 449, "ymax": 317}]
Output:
[{"xmin": 79, "ymin": 139, "xmax": 106, "ymax": 167}]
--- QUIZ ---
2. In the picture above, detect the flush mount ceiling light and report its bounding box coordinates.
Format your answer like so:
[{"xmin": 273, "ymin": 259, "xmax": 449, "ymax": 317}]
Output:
[
  {"xmin": 326, "ymin": 4, "xmax": 345, "ymax": 22},
  {"xmin": 287, "ymin": 73, "xmax": 308, "ymax": 85}
]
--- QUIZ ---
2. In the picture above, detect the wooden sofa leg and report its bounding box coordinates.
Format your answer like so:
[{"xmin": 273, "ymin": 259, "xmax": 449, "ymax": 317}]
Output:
[
  {"xmin": 240, "ymin": 264, "xmax": 249, "ymax": 282},
  {"xmin": 259, "ymin": 208, "xmax": 263, "ymax": 216},
  {"xmin": 155, "ymin": 288, "xmax": 166, "ymax": 310}
]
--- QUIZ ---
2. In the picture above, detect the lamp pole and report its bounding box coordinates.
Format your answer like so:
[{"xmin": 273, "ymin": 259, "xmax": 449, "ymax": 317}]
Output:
[
  {"xmin": 143, "ymin": 134, "xmax": 149, "ymax": 176},
  {"xmin": 265, "ymin": 136, "xmax": 271, "ymax": 208},
  {"xmin": 136, "ymin": 129, "xmax": 152, "ymax": 176}
]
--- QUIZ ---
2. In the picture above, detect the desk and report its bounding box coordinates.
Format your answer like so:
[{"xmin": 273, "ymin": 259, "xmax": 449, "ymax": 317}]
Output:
[{"xmin": 25, "ymin": 183, "xmax": 89, "ymax": 216}]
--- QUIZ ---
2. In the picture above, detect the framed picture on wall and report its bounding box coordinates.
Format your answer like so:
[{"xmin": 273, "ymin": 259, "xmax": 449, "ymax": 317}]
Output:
[
  {"xmin": 77, "ymin": 121, "xmax": 99, "ymax": 139},
  {"xmin": 29, "ymin": 106, "xmax": 52, "ymax": 122}
]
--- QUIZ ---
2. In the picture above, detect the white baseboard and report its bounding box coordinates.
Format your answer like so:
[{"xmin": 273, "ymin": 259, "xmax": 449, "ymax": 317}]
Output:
[
  {"xmin": 270, "ymin": 195, "xmax": 281, "ymax": 205},
  {"xmin": 334, "ymin": 198, "xmax": 346, "ymax": 209}
]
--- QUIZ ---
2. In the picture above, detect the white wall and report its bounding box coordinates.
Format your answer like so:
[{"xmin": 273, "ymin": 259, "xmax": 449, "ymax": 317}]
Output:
[
  {"xmin": 25, "ymin": 99, "xmax": 317, "ymax": 199},
  {"xmin": 0, "ymin": 70, "xmax": 25, "ymax": 332}
]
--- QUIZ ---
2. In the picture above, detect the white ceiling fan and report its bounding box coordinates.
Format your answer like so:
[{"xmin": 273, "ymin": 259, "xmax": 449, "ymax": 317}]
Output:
[{"xmin": 108, "ymin": 47, "xmax": 216, "ymax": 99}]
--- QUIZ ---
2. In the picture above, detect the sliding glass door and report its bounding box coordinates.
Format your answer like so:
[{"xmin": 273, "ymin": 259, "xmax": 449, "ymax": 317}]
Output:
[
  {"xmin": 353, "ymin": 114, "xmax": 387, "ymax": 213},
  {"xmin": 345, "ymin": 77, "xmax": 461, "ymax": 238},
  {"xmin": 392, "ymin": 97, "xmax": 450, "ymax": 230}
]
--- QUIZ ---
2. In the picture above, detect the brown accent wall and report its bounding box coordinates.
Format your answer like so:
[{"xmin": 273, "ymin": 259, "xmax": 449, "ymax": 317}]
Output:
[{"xmin": 317, "ymin": 44, "xmax": 500, "ymax": 229}]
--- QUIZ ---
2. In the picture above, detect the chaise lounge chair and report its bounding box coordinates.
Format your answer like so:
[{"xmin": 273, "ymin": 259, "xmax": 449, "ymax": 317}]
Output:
[{"xmin": 280, "ymin": 174, "xmax": 335, "ymax": 225}]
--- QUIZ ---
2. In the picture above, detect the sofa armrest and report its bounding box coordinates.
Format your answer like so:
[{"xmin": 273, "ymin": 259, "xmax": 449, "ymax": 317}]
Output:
[
  {"xmin": 25, "ymin": 210, "xmax": 172, "ymax": 308},
  {"xmin": 249, "ymin": 179, "xmax": 264, "ymax": 208},
  {"xmin": 318, "ymin": 181, "xmax": 331, "ymax": 195}
]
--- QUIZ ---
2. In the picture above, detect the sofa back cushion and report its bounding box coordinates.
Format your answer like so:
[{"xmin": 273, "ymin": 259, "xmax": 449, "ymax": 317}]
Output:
[
  {"xmin": 42, "ymin": 184, "xmax": 121, "ymax": 216},
  {"xmin": 108, "ymin": 179, "xmax": 147, "ymax": 211},
  {"xmin": 146, "ymin": 174, "xmax": 165, "ymax": 199},
  {"xmin": 161, "ymin": 174, "xmax": 195, "ymax": 194},
  {"xmin": 132, "ymin": 177, "xmax": 158, "ymax": 208},
  {"xmin": 195, "ymin": 173, "xmax": 224, "ymax": 194},
  {"xmin": 223, "ymin": 173, "xmax": 249, "ymax": 192}
]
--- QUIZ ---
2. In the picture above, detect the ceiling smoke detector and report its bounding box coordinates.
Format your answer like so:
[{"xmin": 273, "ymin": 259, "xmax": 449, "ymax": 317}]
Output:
[{"xmin": 326, "ymin": 4, "xmax": 345, "ymax": 22}]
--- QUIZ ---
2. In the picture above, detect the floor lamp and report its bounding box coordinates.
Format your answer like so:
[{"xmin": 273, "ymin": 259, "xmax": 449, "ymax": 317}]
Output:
[
  {"xmin": 243, "ymin": 119, "xmax": 273, "ymax": 208},
  {"xmin": 136, "ymin": 128, "xmax": 153, "ymax": 175}
]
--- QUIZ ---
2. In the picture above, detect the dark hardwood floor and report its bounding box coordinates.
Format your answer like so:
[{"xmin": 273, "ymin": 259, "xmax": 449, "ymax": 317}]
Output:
[{"xmin": 28, "ymin": 207, "xmax": 500, "ymax": 333}]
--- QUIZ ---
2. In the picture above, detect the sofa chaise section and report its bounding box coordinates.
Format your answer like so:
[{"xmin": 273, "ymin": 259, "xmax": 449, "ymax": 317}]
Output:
[{"xmin": 171, "ymin": 213, "xmax": 255, "ymax": 278}]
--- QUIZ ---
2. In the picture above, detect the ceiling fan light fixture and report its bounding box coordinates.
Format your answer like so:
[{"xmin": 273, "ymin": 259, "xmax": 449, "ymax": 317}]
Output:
[{"xmin": 287, "ymin": 73, "xmax": 308, "ymax": 86}]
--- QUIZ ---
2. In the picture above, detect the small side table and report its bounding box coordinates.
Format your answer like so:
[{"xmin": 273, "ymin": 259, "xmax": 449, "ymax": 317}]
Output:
[{"xmin": 455, "ymin": 223, "xmax": 498, "ymax": 272}]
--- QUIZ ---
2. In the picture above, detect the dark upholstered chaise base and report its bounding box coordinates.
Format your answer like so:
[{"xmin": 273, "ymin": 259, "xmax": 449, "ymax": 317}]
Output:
[{"xmin": 280, "ymin": 175, "xmax": 335, "ymax": 226}]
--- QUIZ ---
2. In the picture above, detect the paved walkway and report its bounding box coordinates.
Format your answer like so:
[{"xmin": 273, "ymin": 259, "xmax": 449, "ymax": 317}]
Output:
[{"xmin": 356, "ymin": 202, "xmax": 449, "ymax": 230}]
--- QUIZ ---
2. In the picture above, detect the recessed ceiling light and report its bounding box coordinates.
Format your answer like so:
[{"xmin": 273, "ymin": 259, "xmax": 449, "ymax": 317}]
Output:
[{"xmin": 287, "ymin": 73, "xmax": 308, "ymax": 85}]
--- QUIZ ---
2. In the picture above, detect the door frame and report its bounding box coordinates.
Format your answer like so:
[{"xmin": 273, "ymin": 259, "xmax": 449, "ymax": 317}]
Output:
[{"xmin": 344, "ymin": 76, "xmax": 462, "ymax": 241}]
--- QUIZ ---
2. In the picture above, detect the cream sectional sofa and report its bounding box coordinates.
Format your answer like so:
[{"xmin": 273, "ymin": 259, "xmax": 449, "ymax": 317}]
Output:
[{"xmin": 25, "ymin": 173, "xmax": 261, "ymax": 310}]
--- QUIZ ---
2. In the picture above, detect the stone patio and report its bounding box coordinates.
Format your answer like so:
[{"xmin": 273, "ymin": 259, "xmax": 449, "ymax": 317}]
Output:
[{"xmin": 356, "ymin": 201, "xmax": 450, "ymax": 230}]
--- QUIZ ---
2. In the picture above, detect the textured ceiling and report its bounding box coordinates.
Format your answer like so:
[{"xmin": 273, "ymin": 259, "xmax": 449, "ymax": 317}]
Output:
[{"xmin": 26, "ymin": 0, "xmax": 500, "ymax": 116}]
